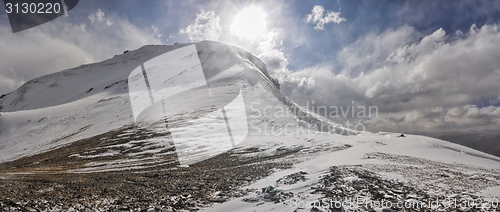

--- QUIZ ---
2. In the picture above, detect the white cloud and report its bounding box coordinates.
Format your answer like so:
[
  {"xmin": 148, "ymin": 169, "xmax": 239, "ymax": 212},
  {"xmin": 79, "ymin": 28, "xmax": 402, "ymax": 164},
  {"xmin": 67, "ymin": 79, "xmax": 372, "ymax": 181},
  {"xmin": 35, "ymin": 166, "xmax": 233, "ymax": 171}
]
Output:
[
  {"xmin": 88, "ymin": 9, "xmax": 106, "ymax": 24},
  {"xmin": 280, "ymin": 24, "xmax": 500, "ymax": 133},
  {"xmin": 306, "ymin": 5, "xmax": 345, "ymax": 30},
  {"xmin": 0, "ymin": 69, "xmax": 25, "ymax": 93},
  {"xmin": 180, "ymin": 10, "xmax": 222, "ymax": 42},
  {"xmin": 256, "ymin": 29, "xmax": 290, "ymax": 81},
  {"xmin": 257, "ymin": 28, "xmax": 282, "ymax": 53},
  {"xmin": 259, "ymin": 49, "xmax": 288, "ymax": 77},
  {"xmin": 0, "ymin": 9, "xmax": 162, "ymax": 95}
]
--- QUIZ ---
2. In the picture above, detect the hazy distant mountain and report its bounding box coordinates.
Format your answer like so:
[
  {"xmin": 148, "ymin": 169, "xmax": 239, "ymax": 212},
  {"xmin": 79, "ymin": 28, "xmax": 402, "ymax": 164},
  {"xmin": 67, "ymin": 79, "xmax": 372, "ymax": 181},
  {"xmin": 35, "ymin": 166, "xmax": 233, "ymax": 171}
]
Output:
[{"xmin": 435, "ymin": 133, "xmax": 500, "ymax": 157}]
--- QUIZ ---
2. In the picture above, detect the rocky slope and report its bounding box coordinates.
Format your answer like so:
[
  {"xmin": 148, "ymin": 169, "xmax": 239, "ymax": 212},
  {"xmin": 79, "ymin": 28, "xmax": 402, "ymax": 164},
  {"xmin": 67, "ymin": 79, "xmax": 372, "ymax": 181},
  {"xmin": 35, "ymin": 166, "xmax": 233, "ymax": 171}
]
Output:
[{"xmin": 0, "ymin": 41, "xmax": 499, "ymax": 212}]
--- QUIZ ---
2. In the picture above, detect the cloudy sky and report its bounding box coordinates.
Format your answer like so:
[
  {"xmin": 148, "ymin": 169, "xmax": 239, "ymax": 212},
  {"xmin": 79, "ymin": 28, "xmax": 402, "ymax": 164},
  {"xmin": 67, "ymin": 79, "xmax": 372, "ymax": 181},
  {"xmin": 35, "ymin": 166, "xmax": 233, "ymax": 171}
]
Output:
[{"xmin": 1, "ymin": 0, "xmax": 500, "ymax": 134}]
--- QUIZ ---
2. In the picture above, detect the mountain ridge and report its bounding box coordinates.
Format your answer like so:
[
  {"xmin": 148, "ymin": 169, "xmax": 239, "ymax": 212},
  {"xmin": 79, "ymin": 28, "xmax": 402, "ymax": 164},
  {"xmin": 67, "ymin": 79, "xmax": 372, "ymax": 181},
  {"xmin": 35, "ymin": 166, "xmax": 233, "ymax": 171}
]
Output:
[{"xmin": 0, "ymin": 41, "xmax": 353, "ymax": 163}]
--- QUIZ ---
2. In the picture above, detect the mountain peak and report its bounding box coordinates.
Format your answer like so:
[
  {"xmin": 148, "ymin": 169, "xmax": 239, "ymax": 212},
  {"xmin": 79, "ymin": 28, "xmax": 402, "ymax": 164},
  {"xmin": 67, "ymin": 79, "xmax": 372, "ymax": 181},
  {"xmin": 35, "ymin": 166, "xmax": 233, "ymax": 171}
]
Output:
[{"xmin": 0, "ymin": 41, "xmax": 351, "ymax": 164}]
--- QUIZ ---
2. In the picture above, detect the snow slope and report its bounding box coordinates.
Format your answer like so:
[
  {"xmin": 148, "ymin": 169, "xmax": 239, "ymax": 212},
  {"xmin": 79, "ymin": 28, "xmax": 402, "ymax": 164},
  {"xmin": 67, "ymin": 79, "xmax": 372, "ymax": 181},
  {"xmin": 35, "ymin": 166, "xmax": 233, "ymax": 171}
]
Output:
[
  {"xmin": 204, "ymin": 133, "xmax": 500, "ymax": 212},
  {"xmin": 0, "ymin": 41, "xmax": 352, "ymax": 163}
]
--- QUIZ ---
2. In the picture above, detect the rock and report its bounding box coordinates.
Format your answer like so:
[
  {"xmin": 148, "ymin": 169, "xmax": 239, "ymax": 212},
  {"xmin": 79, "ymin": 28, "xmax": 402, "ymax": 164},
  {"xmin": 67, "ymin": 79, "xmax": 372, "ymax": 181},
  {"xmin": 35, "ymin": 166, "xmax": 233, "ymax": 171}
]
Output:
[
  {"xmin": 208, "ymin": 198, "xmax": 227, "ymax": 203},
  {"xmin": 118, "ymin": 206, "xmax": 130, "ymax": 211},
  {"xmin": 24, "ymin": 206, "xmax": 36, "ymax": 212},
  {"xmin": 162, "ymin": 206, "xmax": 175, "ymax": 212}
]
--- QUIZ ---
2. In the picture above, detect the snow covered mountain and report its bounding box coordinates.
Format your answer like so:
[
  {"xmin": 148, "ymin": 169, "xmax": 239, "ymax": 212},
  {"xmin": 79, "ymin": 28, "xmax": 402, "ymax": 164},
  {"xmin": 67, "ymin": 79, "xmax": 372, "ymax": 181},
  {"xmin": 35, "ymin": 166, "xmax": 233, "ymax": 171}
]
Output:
[
  {"xmin": 0, "ymin": 41, "xmax": 499, "ymax": 211},
  {"xmin": 0, "ymin": 41, "xmax": 349, "ymax": 164}
]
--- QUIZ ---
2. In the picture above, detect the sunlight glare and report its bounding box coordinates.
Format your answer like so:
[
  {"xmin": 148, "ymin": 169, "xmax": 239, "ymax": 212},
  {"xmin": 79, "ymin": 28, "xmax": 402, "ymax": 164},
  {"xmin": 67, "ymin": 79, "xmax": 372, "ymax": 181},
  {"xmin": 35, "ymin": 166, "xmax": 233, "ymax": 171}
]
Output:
[{"xmin": 231, "ymin": 7, "xmax": 267, "ymax": 40}]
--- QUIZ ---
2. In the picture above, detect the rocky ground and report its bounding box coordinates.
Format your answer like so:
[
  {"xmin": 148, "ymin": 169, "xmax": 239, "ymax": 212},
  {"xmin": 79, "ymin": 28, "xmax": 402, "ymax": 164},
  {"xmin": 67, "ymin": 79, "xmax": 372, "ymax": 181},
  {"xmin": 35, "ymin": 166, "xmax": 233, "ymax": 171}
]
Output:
[
  {"xmin": 0, "ymin": 126, "xmax": 305, "ymax": 211},
  {"xmin": 241, "ymin": 153, "xmax": 500, "ymax": 212},
  {"xmin": 1, "ymin": 126, "xmax": 499, "ymax": 212}
]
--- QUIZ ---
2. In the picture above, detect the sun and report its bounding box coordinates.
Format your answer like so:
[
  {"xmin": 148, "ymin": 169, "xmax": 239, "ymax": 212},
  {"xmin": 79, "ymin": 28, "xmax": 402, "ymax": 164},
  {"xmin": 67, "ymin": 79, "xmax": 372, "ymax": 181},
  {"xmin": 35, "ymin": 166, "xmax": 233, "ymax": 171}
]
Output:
[{"xmin": 231, "ymin": 7, "xmax": 267, "ymax": 40}]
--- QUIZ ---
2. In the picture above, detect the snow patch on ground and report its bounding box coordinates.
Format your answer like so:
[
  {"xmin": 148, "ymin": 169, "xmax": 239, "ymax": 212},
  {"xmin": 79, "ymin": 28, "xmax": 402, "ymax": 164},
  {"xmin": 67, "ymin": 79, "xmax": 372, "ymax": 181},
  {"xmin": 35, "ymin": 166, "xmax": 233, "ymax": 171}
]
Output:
[{"xmin": 203, "ymin": 134, "xmax": 500, "ymax": 212}]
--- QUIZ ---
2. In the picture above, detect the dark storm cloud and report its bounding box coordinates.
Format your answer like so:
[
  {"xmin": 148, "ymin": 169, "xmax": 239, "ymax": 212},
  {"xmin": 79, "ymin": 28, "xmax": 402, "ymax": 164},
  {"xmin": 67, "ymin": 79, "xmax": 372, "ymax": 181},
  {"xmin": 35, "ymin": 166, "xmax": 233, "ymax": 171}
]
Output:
[{"xmin": 277, "ymin": 24, "xmax": 500, "ymax": 133}]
